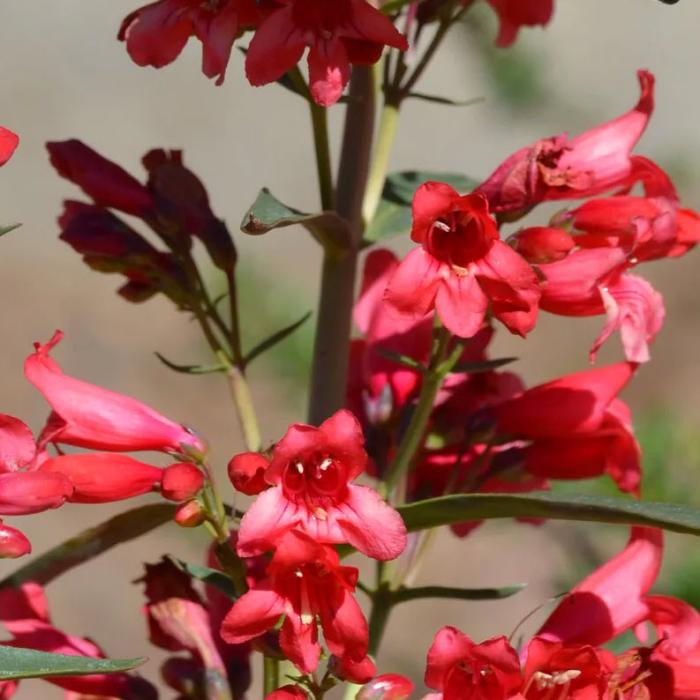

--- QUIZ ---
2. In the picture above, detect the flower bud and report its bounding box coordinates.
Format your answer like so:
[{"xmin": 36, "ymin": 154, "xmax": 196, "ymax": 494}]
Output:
[
  {"xmin": 227, "ymin": 452, "xmax": 269, "ymax": 495},
  {"xmin": 0, "ymin": 471, "xmax": 73, "ymax": 515},
  {"xmin": 358, "ymin": 674, "xmax": 414, "ymax": 700},
  {"xmin": 509, "ymin": 226, "xmax": 575, "ymax": 263},
  {"xmin": 0, "ymin": 520, "xmax": 31, "ymax": 558},
  {"xmin": 41, "ymin": 453, "xmax": 162, "ymax": 503},
  {"xmin": 174, "ymin": 500, "xmax": 205, "ymax": 527},
  {"xmin": 161, "ymin": 462, "xmax": 204, "ymax": 501},
  {"xmin": 265, "ymin": 685, "xmax": 308, "ymax": 700},
  {"xmin": 329, "ymin": 655, "xmax": 377, "ymax": 685}
]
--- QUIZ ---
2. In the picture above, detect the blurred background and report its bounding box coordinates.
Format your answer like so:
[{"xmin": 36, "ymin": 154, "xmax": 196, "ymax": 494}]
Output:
[{"xmin": 2, "ymin": 0, "xmax": 700, "ymax": 696}]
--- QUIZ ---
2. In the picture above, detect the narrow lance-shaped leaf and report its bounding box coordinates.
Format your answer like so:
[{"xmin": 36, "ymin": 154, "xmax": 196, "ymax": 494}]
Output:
[
  {"xmin": 450, "ymin": 357, "xmax": 518, "ymax": 374},
  {"xmin": 0, "ymin": 223, "xmax": 21, "ymax": 238},
  {"xmin": 241, "ymin": 188, "xmax": 351, "ymax": 256},
  {"xmin": 154, "ymin": 352, "xmax": 227, "ymax": 375},
  {"xmin": 167, "ymin": 556, "xmax": 237, "ymax": 600},
  {"xmin": 0, "ymin": 503, "xmax": 175, "ymax": 589},
  {"xmin": 398, "ymin": 492, "xmax": 700, "ymax": 537},
  {"xmin": 391, "ymin": 583, "xmax": 526, "ymax": 604},
  {"xmin": 244, "ymin": 311, "xmax": 312, "ymax": 368},
  {"xmin": 0, "ymin": 646, "xmax": 145, "ymax": 681}
]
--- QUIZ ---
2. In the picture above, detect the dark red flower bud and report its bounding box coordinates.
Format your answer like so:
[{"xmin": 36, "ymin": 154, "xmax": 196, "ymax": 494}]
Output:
[
  {"xmin": 0, "ymin": 520, "xmax": 31, "ymax": 558},
  {"xmin": 227, "ymin": 452, "xmax": 270, "ymax": 495},
  {"xmin": 161, "ymin": 462, "xmax": 204, "ymax": 501},
  {"xmin": 175, "ymin": 500, "xmax": 205, "ymax": 527},
  {"xmin": 47, "ymin": 140, "xmax": 154, "ymax": 216}
]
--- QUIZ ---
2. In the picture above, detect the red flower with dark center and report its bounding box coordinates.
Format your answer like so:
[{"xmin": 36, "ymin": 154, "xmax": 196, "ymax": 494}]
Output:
[
  {"xmin": 236, "ymin": 409, "xmax": 406, "ymax": 560},
  {"xmin": 246, "ymin": 0, "xmax": 408, "ymax": 106},
  {"xmin": 385, "ymin": 182, "xmax": 540, "ymax": 338},
  {"xmin": 221, "ymin": 530, "xmax": 372, "ymax": 678}
]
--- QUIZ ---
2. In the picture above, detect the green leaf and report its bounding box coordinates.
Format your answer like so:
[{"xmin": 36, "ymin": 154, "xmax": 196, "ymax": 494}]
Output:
[
  {"xmin": 167, "ymin": 557, "xmax": 237, "ymax": 600},
  {"xmin": 450, "ymin": 357, "xmax": 518, "ymax": 374},
  {"xmin": 363, "ymin": 170, "xmax": 479, "ymax": 246},
  {"xmin": 154, "ymin": 352, "xmax": 227, "ymax": 375},
  {"xmin": 398, "ymin": 492, "xmax": 700, "ymax": 536},
  {"xmin": 381, "ymin": 0, "xmax": 413, "ymax": 13},
  {"xmin": 241, "ymin": 188, "xmax": 351, "ymax": 255},
  {"xmin": 244, "ymin": 311, "xmax": 312, "ymax": 368},
  {"xmin": 392, "ymin": 583, "xmax": 525, "ymax": 604},
  {"xmin": 376, "ymin": 349, "xmax": 425, "ymax": 372},
  {"xmin": 0, "ymin": 223, "xmax": 21, "ymax": 238},
  {"xmin": 0, "ymin": 503, "xmax": 175, "ymax": 589},
  {"xmin": 0, "ymin": 646, "xmax": 144, "ymax": 681},
  {"xmin": 405, "ymin": 93, "xmax": 484, "ymax": 108}
]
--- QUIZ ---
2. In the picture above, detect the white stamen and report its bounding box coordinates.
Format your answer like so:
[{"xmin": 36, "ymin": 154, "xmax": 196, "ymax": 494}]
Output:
[
  {"xmin": 319, "ymin": 458, "xmax": 333, "ymax": 471},
  {"xmin": 294, "ymin": 461, "xmax": 304, "ymax": 474},
  {"xmin": 552, "ymin": 670, "xmax": 581, "ymax": 684},
  {"xmin": 294, "ymin": 570, "xmax": 303, "ymax": 578},
  {"xmin": 434, "ymin": 221, "xmax": 451, "ymax": 232}
]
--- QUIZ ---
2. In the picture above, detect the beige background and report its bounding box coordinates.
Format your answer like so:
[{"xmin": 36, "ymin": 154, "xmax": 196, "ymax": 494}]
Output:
[{"xmin": 1, "ymin": 0, "xmax": 700, "ymax": 696}]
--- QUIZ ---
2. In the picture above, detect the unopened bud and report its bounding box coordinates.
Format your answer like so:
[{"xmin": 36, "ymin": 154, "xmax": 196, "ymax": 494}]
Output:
[
  {"xmin": 174, "ymin": 500, "xmax": 205, "ymax": 528},
  {"xmin": 358, "ymin": 674, "xmax": 414, "ymax": 700},
  {"xmin": 227, "ymin": 452, "xmax": 270, "ymax": 495},
  {"xmin": 161, "ymin": 462, "xmax": 204, "ymax": 501},
  {"xmin": 0, "ymin": 520, "xmax": 31, "ymax": 558}
]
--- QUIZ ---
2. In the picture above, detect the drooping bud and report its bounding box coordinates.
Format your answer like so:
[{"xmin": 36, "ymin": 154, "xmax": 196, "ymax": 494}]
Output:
[
  {"xmin": 227, "ymin": 452, "xmax": 270, "ymax": 496},
  {"xmin": 0, "ymin": 520, "xmax": 31, "ymax": 558},
  {"xmin": 175, "ymin": 500, "xmax": 205, "ymax": 528},
  {"xmin": 357, "ymin": 674, "xmax": 415, "ymax": 700},
  {"xmin": 40, "ymin": 453, "xmax": 162, "ymax": 503},
  {"xmin": 161, "ymin": 462, "xmax": 204, "ymax": 501}
]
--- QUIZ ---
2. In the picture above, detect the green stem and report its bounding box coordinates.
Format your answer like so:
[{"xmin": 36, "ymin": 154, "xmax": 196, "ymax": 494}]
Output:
[
  {"xmin": 226, "ymin": 268, "xmax": 244, "ymax": 367},
  {"xmin": 310, "ymin": 101, "xmax": 334, "ymax": 210},
  {"xmin": 361, "ymin": 100, "xmax": 400, "ymax": 227},
  {"xmin": 226, "ymin": 363, "xmax": 262, "ymax": 452},
  {"xmin": 308, "ymin": 67, "xmax": 376, "ymax": 424},
  {"xmin": 264, "ymin": 656, "xmax": 281, "ymax": 696},
  {"xmin": 382, "ymin": 327, "xmax": 453, "ymax": 493},
  {"xmin": 367, "ymin": 584, "xmax": 394, "ymax": 657}
]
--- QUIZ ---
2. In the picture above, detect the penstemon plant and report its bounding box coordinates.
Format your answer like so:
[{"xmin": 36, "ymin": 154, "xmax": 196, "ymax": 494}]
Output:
[{"xmin": 1, "ymin": 1, "xmax": 699, "ymax": 699}]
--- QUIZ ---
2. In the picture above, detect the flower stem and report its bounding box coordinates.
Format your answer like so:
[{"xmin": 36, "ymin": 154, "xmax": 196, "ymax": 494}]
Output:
[
  {"xmin": 225, "ymin": 362, "xmax": 262, "ymax": 452},
  {"xmin": 310, "ymin": 101, "xmax": 335, "ymax": 211},
  {"xmin": 264, "ymin": 656, "xmax": 280, "ymax": 696},
  {"xmin": 382, "ymin": 326, "xmax": 456, "ymax": 493},
  {"xmin": 367, "ymin": 583, "xmax": 394, "ymax": 657},
  {"xmin": 308, "ymin": 67, "xmax": 376, "ymax": 424}
]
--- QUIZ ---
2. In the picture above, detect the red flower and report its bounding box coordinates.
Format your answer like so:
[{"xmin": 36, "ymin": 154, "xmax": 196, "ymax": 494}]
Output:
[
  {"xmin": 424, "ymin": 626, "xmax": 522, "ymax": 700},
  {"xmin": 25, "ymin": 331, "xmax": 204, "ymax": 455},
  {"xmin": 492, "ymin": 363, "xmax": 641, "ymax": 494},
  {"xmin": 521, "ymin": 637, "xmax": 615, "ymax": 700},
  {"xmin": 476, "ymin": 71, "xmax": 655, "ymax": 213},
  {"xmin": 0, "ymin": 127, "xmax": 18, "ymax": 166},
  {"xmin": 246, "ymin": 0, "xmax": 408, "ymax": 106},
  {"xmin": 39, "ymin": 453, "xmax": 163, "ymax": 503},
  {"xmin": 0, "ymin": 583, "xmax": 156, "ymax": 698},
  {"xmin": 484, "ymin": 0, "xmax": 555, "ymax": 47},
  {"xmin": 221, "ymin": 530, "xmax": 372, "ymax": 677},
  {"xmin": 537, "ymin": 527, "xmax": 663, "ymax": 647},
  {"xmin": 0, "ymin": 471, "xmax": 73, "ymax": 516},
  {"xmin": 236, "ymin": 409, "xmax": 406, "ymax": 561},
  {"xmin": 46, "ymin": 140, "xmax": 154, "ymax": 216},
  {"xmin": 119, "ymin": 0, "xmax": 259, "ymax": 86},
  {"xmin": 385, "ymin": 182, "xmax": 540, "ymax": 338}
]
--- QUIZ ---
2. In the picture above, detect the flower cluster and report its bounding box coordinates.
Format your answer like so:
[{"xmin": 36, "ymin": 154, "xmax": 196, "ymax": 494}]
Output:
[{"xmin": 223, "ymin": 409, "xmax": 408, "ymax": 681}]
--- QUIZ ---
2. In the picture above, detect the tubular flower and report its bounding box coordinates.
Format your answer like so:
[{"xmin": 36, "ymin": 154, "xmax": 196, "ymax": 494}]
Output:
[
  {"xmin": 119, "ymin": 0, "xmax": 259, "ymax": 85},
  {"xmin": 384, "ymin": 182, "xmax": 540, "ymax": 338},
  {"xmin": 492, "ymin": 363, "xmax": 641, "ymax": 493},
  {"xmin": 221, "ymin": 530, "xmax": 372, "ymax": 678},
  {"xmin": 476, "ymin": 70, "xmax": 655, "ymax": 213},
  {"xmin": 484, "ymin": 0, "xmax": 555, "ymax": 47},
  {"xmin": 0, "ymin": 127, "xmax": 18, "ymax": 166},
  {"xmin": 25, "ymin": 330, "xmax": 204, "ymax": 455},
  {"xmin": 245, "ymin": 0, "xmax": 408, "ymax": 107},
  {"xmin": 0, "ymin": 583, "xmax": 157, "ymax": 698},
  {"xmin": 236, "ymin": 409, "xmax": 407, "ymax": 561},
  {"xmin": 424, "ymin": 626, "xmax": 522, "ymax": 700}
]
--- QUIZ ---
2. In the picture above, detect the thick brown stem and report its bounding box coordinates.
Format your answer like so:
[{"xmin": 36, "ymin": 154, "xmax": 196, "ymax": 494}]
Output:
[{"xmin": 307, "ymin": 67, "xmax": 376, "ymax": 424}]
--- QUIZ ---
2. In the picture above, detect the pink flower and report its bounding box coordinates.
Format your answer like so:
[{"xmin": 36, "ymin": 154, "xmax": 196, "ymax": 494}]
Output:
[
  {"xmin": 25, "ymin": 330, "xmax": 204, "ymax": 455},
  {"xmin": 385, "ymin": 182, "xmax": 540, "ymax": 338},
  {"xmin": 484, "ymin": 0, "xmax": 555, "ymax": 47},
  {"xmin": 246, "ymin": 0, "xmax": 408, "ymax": 106},
  {"xmin": 424, "ymin": 626, "xmax": 522, "ymax": 700},
  {"xmin": 537, "ymin": 527, "xmax": 663, "ymax": 647},
  {"xmin": 221, "ymin": 530, "xmax": 372, "ymax": 677},
  {"xmin": 39, "ymin": 453, "xmax": 163, "ymax": 503},
  {"xmin": 236, "ymin": 409, "xmax": 406, "ymax": 560},
  {"xmin": 119, "ymin": 0, "xmax": 259, "ymax": 85},
  {"xmin": 0, "ymin": 127, "xmax": 19, "ymax": 166},
  {"xmin": 0, "ymin": 583, "xmax": 156, "ymax": 698},
  {"xmin": 476, "ymin": 71, "xmax": 655, "ymax": 213},
  {"xmin": 46, "ymin": 140, "xmax": 154, "ymax": 216}
]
